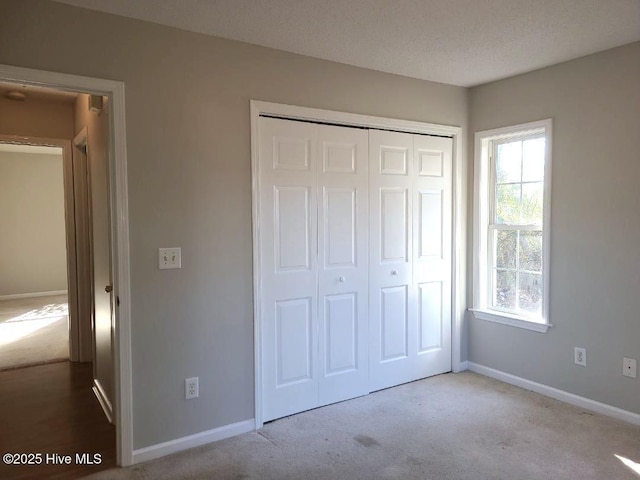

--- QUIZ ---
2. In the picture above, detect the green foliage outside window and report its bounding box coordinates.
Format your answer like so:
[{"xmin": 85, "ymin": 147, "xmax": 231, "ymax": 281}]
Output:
[{"xmin": 492, "ymin": 137, "xmax": 545, "ymax": 315}]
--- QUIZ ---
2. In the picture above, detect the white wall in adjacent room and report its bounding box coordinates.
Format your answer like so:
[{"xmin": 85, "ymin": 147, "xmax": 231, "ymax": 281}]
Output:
[{"xmin": 0, "ymin": 149, "xmax": 67, "ymax": 296}]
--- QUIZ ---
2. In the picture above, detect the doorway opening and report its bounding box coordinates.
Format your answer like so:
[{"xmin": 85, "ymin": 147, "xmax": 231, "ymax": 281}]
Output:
[
  {"xmin": 0, "ymin": 141, "xmax": 70, "ymax": 370},
  {"xmin": 0, "ymin": 64, "xmax": 132, "ymax": 474}
]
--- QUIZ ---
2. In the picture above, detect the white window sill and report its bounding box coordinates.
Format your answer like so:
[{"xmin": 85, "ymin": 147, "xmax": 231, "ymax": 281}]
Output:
[{"xmin": 470, "ymin": 309, "xmax": 552, "ymax": 333}]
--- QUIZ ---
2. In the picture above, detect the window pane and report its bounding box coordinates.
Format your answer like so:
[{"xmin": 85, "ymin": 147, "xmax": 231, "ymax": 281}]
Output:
[
  {"xmin": 496, "ymin": 230, "xmax": 517, "ymax": 269},
  {"xmin": 494, "ymin": 270, "xmax": 516, "ymax": 310},
  {"xmin": 496, "ymin": 141, "xmax": 522, "ymax": 183},
  {"xmin": 522, "ymin": 138, "xmax": 545, "ymax": 182},
  {"xmin": 519, "ymin": 272, "xmax": 542, "ymax": 314},
  {"xmin": 521, "ymin": 182, "xmax": 543, "ymax": 224},
  {"xmin": 496, "ymin": 184, "xmax": 521, "ymax": 224},
  {"xmin": 519, "ymin": 231, "xmax": 542, "ymax": 272}
]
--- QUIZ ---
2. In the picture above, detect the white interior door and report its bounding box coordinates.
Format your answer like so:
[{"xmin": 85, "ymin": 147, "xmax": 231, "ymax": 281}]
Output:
[
  {"xmin": 369, "ymin": 130, "xmax": 452, "ymax": 392},
  {"xmin": 88, "ymin": 101, "xmax": 116, "ymax": 421},
  {"xmin": 259, "ymin": 116, "xmax": 452, "ymax": 421},
  {"xmin": 316, "ymin": 124, "xmax": 369, "ymax": 407},
  {"xmin": 368, "ymin": 130, "xmax": 415, "ymax": 391},
  {"xmin": 412, "ymin": 134, "xmax": 452, "ymax": 378},
  {"xmin": 260, "ymin": 118, "xmax": 319, "ymax": 422},
  {"xmin": 260, "ymin": 118, "xmax": 370, "ymax": 421}
]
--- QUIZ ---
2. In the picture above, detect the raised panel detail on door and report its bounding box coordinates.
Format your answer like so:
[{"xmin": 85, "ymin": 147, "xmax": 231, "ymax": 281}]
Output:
[
  {"xmin": 276, "ymin": 298, "xmax": 312, "ymax": 386},
  {"xmin": 275, "ymin": 186, "xmax": 310, "ymax": 271},
  {"xmin": 324, "ymin": 188, "xmax": 356, "ymax": 268},
  {"xmin": 259, "ymin": 115, "xmax": 453, "ymax": 422},
  {"xmin": 274, "ymin": 136, "xmax": 310, "ymax": 171},
  {"xmin": 324, "ymin": 293, "xmax": 357, "ymax": 375},
  {"xmin": 381, "ymin": 188, "xmax": 408, "ymax": 263},
  {"xmin": 260, "ymin": 117, "xmax": 319, "ymax": 422},
  {"xmin": 411, "ymin": 134, "xmax": 453, "ymax": 382},
  {"xmin": 381, "ymin": 285, "xmax": 408, "ymax": 361},
  {"xmin": 369, "ymin": 130, "xmax": 452, "ymax": 393},
  {"xmin": 380, "ymin": 146, "xmax": 408, "ymax": 175},
  {"xmin": 317, "ymin": 123, "xmax": 369, "ymax": 407},
  {"xmin": 324, "ymin": 142, "xmax": 356, "ymax": 174},
  {"xmin": 369, "ymin": 130, "xmax": 414, "ymax": 392},
  {"xmin": 418, "ymin": 281, "xmax": 442, "ymax": 353},
  {"xmin": 418, "ymin": 190, "xmax": 443, "ymax": 260},
  {"xmin": 417, "ymin": 149, "xmax": 443, "ymax": 177}
]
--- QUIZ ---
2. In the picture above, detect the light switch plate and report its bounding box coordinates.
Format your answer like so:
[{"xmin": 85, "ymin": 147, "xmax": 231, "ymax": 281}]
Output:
[{"xmin": 159, "ymin": 247, "xmax": 181, "ymax": 269}]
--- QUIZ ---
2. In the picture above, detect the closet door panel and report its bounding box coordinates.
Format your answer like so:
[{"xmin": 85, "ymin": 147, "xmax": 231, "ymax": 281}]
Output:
[
  {"xmin": 259, "ymin": 115, "xmax": 453, "ymax": 420},
  {"xmin": 368, "ymin": 130, "xmax": 416, "ymax": 392},
  {"xmin": 413, "ymin": 135, "xmax": 452, "ymax": 376},
  {"xmin": 317, "ymin": 124, "xmax": 369, "ymax": 406},
  {"xmin": 260, "ymin": 117, "xmax": 320, "ymax": 422},
  {"xmin": 369, "ymin": 131, "xmax": 453, "ymax": 392}
]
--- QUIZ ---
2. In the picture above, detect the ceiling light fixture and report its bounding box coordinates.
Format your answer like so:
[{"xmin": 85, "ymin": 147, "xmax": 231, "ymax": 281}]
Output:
[{"xmin": 5, "ymin": 90, "xmax": 26, "ymax": 101}]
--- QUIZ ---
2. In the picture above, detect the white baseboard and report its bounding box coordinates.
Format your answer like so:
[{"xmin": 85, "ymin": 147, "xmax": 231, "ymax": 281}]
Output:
[
  {"xmin": 93, "ymin": 378, "xmax": 114, "ymax": 424},
  {"xmin": 132, "ymin": 419, "xmax": 255, "ymax": 464},
  {"xmin": 454, "ymin": 361, "xmax": 469, "ymax": 373},
  {"xmin": 0, "ymin": 290, "xmax": 68, "ymax": 300},
  {"xmin": 468, "ymin": 362, "xmax": 640, "ymax": 426}
]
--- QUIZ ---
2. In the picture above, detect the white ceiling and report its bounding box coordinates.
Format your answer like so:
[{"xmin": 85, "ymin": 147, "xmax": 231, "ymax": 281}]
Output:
[{"xmin": 53, "ymin": 0, "xmax": 640, "ymax": 87}]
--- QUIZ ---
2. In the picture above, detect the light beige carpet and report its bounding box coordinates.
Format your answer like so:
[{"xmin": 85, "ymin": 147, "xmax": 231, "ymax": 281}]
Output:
[
  {"xmin": 0, "ymin": 294, "xmax": 69, "ymax": 370},
  {"xmin": 83, "ymin": 372, "xmax": 640, "ymax": 480}
]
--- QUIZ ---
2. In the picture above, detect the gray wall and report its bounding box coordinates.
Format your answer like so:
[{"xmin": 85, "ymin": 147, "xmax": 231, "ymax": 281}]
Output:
[
  {"xmin": 469, "ymin": 42, "xmax": 640, "ymax": 414},
  {"xmin": 0, "ymin": 0, "xmax": 468, "ymax": 449},
  {"xmin": 0, "ymin": 150, "xmax": 67, "ymax": 296}
]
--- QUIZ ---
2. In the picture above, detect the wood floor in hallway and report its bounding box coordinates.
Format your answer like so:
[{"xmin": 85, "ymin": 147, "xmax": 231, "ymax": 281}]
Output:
[{"xmin": 0, "ymin": 361, "xmax": 115, "ymax": 479}]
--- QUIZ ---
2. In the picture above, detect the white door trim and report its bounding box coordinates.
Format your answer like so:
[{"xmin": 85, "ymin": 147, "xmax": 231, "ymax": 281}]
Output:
[
  {"xmin": 250, "ymin": 100, "xmax": 465, "ymax": 429},
  {"xmin": 0, "ymin": 64, "xmax": 134, "ymax": 466}
]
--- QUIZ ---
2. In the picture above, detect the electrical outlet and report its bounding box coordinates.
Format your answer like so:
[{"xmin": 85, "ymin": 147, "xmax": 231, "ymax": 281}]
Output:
[
  {"xmin": 623, "ymin": 358, "xmax": 637, "ymax": 378},
  {"xmin": 185, "ymin": 377, "xmax": 199, "ymax": 399},
  {"xmin": 159, "ymin": 247, "xmax": 181, "ymax": 270},
  {"xmin": 574, "ymin": 347, "xmax": 586, "ymax": 367}
]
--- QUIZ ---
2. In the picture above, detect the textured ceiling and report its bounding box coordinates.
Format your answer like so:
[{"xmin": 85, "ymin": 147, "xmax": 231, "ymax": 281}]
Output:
[{"xmin": 52, "ymin": 0, "xmax": 640, "ymax": 87}]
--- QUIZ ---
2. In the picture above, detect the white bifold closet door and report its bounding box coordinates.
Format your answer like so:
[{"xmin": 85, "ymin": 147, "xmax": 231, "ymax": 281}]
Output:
[
  {"xmin": 259, "ymin": 117, "xmax": 369, "ymax": 422},
  {"xmin": 369, "ymin": 130, "xmax": 452, "ymax": 392}
]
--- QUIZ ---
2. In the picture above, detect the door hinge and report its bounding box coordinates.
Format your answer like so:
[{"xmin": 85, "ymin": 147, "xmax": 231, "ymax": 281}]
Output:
[{"xmin": 116, "ymin": 296, "xmax": 120, "ymax": 307}]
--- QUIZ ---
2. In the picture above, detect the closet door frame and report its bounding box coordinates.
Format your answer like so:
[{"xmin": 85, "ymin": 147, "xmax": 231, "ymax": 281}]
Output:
[{"xmin": 251, "ymin": 100, "xmax": 465, "ymax": 429}]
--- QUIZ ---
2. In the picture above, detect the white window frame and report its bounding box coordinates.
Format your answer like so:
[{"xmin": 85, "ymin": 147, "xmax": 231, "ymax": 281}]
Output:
[{"xmin": 472, "ymin": 119, "xmax": 552, "ymax": 333}]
